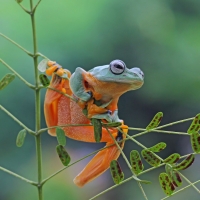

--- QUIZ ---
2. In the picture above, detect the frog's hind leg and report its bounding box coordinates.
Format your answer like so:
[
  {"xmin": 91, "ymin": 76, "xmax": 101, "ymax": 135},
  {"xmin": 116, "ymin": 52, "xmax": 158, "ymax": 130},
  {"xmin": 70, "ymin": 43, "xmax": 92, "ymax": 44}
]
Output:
[
  {"xmin": 73, "ymin": 127, "xmax": 127, "ymax": 187},
  {"xmin": 44, "ymin": 72, "xmax": 72, "ymax": 135}
]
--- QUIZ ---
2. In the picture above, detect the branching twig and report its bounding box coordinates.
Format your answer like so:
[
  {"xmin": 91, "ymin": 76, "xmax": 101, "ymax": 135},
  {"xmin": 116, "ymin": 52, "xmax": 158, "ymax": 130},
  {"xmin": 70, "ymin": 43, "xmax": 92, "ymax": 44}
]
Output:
[
  {"xmin": 0, "ymin": 59, "xmax": 35, "ymax": 89},
  {"xmin": 0, "ymin": 105, "xmax": 35, "ymax": 135},
  {"xmin": 0, "ymin": 33, "xmax": 33, "ymax": 56},
  {"xmin": 0, "ymin": 166, "xmax": 37, "ymax": 186}
]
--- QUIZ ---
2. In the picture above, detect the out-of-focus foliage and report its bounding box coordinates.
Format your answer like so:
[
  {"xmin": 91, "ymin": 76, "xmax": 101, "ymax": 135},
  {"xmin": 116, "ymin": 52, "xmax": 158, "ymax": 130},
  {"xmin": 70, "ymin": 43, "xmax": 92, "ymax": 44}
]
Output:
[{"xmin": 0, "ymin": 0, "xmax": 200, "ymax": 199}]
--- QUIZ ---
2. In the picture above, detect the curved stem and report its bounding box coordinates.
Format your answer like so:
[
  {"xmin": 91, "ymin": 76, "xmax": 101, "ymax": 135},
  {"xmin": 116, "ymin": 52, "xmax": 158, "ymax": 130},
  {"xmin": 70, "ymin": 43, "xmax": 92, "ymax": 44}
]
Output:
[
  {"xmin": 17, "ymin": 2, "xmax": 30, "ymax": 14},
  {"xmin": 0, "ymin": 59, "xmax": 35, "ymax": 89},
  {"xmin": 0, "ymin": 105, "xmax": 35, "ymax": 135},
  {"xmin": 0, "ymin": 166, "xmax": 37, "ymax": 186},
  {"xmin": 0, "ymin": 33, "xmax": 33, "ymax": 56}
]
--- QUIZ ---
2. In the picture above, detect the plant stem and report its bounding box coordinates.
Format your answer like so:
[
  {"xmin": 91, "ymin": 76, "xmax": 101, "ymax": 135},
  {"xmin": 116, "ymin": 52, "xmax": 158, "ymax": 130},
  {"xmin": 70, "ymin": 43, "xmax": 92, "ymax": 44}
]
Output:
[
  {"xmin": 30, "ymin": 0, "xmax": 43, "ymax": 199},
  {"xmin": 0, "ymin": 33, "xmax": 33, "ymax": 56},
  {"xmin": 0, "ymin": 59, "xmax": 35, "ymax": 89},
  {"xmin": 179, "ymin": 172, "xmax": 200, "ymax": 193},
  {"xmin": 161, "ymin": 180, "xmax": 200, "ymax": 200},
  {"xmin": 128, "ymin": 127, "xmax": 189, "ymax": 136},
  {"xmin": 0, "ymin": 105, "xmax": 35, "ymax": 135},
  {"xmin": 0, "ymin": 166, "xmax": 37, "ymax": 186},
  {"xmin": 38, "ymin": 124, "xmax": 92, "ymax": 135},
  {"xmin": 106, "ymin": 128, "xmax": 149, "ymax": 200},
  {"xmin": 129, "ymin": 117, "xmax": 193, "ymax": 138}
]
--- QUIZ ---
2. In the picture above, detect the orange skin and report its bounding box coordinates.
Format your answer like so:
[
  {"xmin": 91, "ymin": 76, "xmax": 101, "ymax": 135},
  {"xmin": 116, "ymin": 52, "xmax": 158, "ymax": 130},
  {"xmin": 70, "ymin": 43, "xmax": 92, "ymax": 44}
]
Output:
[{"xmin": 44, "ymin": 61, "xmax": 141, "ymax": 187}]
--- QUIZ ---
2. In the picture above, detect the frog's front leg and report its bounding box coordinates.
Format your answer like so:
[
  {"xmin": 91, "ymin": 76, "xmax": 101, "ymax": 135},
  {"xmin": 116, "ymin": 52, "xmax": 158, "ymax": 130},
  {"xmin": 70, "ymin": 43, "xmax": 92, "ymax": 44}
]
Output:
[{"xmin": 44, "ymin": 64, "xmax": 72, "ymax": 135}]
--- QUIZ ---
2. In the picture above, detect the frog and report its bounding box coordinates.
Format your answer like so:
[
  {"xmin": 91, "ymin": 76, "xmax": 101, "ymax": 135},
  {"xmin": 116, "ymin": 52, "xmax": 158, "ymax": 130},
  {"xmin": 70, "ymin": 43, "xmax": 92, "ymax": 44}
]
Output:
[{"xmin": 42, "ymin": 59, "xmax": 144, "ymax": 187}]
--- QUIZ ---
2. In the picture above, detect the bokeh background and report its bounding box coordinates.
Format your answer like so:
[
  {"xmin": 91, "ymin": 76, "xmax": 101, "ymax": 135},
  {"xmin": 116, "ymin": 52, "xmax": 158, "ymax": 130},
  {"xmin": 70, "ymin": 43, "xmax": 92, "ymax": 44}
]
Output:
[{"xmin": 1, "ymin": 0, "xmax": 200, "ymax": 199}]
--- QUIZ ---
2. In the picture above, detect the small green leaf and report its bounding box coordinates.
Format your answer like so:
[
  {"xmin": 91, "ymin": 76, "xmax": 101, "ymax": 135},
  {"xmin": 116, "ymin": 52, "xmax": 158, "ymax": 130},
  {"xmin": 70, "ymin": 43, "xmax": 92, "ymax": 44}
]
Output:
[
  {"xmin": 91, "ymin": 118, "xmax": 102, "ymax": 142},
  {"xmin": 190, "ymin": 132, "xmax": 200, "ymax": 153},
  {"xmin": 173, "ymin": 154, "xmax": 195, "ymax": 170},
  {"xmin": 187, "ymin": 114, "xmax": 200, "ymax": 134},
  {"xmin": 110, "ymin": 160, "xmax": 124, "ymax": 184},
  {"xmin": 0, "ymin": 74, "xmax": 15, "ymax": 90},
  {"xmin": 146, "ymin": 112, "xmax": 163, "ymax": 130},
  {"xmin": 38, "ymin": 59, "xmax": 49, "ymax": 72},
  {"xmin": 16, "ymin": 0, "xmax": 23, "ymax": 3},
  {"xmin": 16, "ymin": 129, "xmax": 26, "ymax": 147},
  {"xmin": 159, "ymin": 173, "xmax": 175, "ymax": 196},
  {"xmin": 164, "ymin": 153, "xmax": 180, "ymax": 164},
  {"xmin": 130, "ymin": 150, "xmax": 144, "ymax": 175},
  {"xmin": 102, "ymin": 122, "xmax": 122, "ymax": 128},
  {"xmin": 56, "ymin": 127, "xmax": 66, "ymax": 146},
  {"xmin": 165, "ymin": 164, "xmax": 182, "ymax": 187},
  {"xmin": 39, "ymin": 74, "xmax": 50, "ymax": 87},
  {"xmin": 148, "ymin": 142, "xmax": 166, "ymax": 152},
  {"xmin": 141, "ymin": 149, "xmax": 161, "ymax": 167},
  {"xmin": 56, "ymin": 145, "xmax": 71, "ymax": 166}
]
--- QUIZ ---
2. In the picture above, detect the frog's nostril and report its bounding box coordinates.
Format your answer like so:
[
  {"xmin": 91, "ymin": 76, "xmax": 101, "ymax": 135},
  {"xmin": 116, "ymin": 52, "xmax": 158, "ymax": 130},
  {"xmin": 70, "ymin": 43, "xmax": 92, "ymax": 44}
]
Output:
[{"xmin": 140, "ymin": 71, "xmax": 144, "ymax": 78}]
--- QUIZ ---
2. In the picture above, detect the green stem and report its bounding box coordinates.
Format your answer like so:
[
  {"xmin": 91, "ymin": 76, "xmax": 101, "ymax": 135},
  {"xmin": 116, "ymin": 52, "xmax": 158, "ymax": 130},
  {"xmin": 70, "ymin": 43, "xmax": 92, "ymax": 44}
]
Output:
[
  {"xmin": 47, "ymin": 87, "xmax": 76, "ymax": 101},
  {"xmin": 179, "ymin": 172, "xmax": 200, "ymax": 193},
  {"xmin": 30, "ymin": 0, "xmax": 43, "ymax": 199},
  {"xmin": 128, "ymin": 127, "xmax": 189, "ymax": 136},
  {"xmin": 0, "ymin": 105, "xmax": 35, "ymax": 135},
  {"xmin": 17, "ymin": 2, "xmax": 30, "ymax": 14},
  {"xmin": 38, "ymin": 124, "xmax": 92, "ymax": 135},
  {"xmin": 32, "ymin": 0, "xmax": 42, "ymax": 14},
  {"xmin": 0, "ymin": 59, "xmax": 35, "ymax": 89},
  {"xmin": 89, "ymin": 152, "xmax": 198, "ymax": 200},
  {"xmin": 36, "ymin": 52, "xmax": 49, "ymax": 59},
  {"xmin": 0, "ymin": 33, "xmax": 33, "ymax": 56},
  {"xmin": 89, "ymin": 176, "xmax": 133, "ymax": 200},
  {"xmin": 0, "ymin": 166, "xmax": 37, "ymax": 186},
  {"xmin": 129, "ymin": 117, "xmax": 193, "ymax": 138},
  {"xmin": 161, "ymin": 180, "xmax": 200, "ymax": 200},
  {"xmin": 106, "ymin": 128, "xmax": 148, "ymax": 200}
]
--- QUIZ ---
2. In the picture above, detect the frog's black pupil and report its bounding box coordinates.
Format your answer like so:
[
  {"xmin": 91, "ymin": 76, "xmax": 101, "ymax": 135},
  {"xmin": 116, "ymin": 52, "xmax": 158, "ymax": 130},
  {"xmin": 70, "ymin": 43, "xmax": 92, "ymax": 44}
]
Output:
[{"xmin": 114, "ymin": 64, "xmax": 123, "ymax": 69}]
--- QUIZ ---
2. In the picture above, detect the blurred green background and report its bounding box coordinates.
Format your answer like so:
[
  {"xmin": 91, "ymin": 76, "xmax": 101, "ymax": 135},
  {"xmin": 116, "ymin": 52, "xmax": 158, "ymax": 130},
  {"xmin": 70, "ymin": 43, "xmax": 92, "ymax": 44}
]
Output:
[{"xmin": 1, "ymin": 0, "xmax": 200, "ymax": 199}]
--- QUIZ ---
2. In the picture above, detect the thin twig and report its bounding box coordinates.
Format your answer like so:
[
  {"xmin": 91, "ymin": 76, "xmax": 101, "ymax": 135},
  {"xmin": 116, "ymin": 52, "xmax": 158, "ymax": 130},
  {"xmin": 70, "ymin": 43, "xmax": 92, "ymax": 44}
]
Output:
[
  {"xmin": 106, "ymin": 128, "xmax": 149, "ymax": 200},
  {"xmin": 36, "ymin": 52, "xmax": 49, "ymax": 59},
  {"xmin": 18, "ymin": 3, "xmax": 31, "ymax": 14},
  {"xmin": 32, "ymin": 0, "xmax": 42, "ymax": 14},
  {"xmin": 38, "ymin": 124, "xmax": 92, "ymax": 135},
  {"xmin": 179, "ymin": 172, "xmax": 200, "ymax": 193},
  {"xmin": 0, "ymin": 105, "xmax": 35, "ymax": 135},
  {"xmin": 0, "ymin": 59, "xmax": 35, "ymax": 89},
  {"xmin": 0, "ymin": 33, "xmax": 33, "ymax": 56},
  {"xmin": 128, "ymin": 127, "xmax": 189, "ymax": 136},
  {"xmin": 0, "ymin": 166, "xmax": 37, "ymax": 186},
  {"xmin": 161, "ymin": 180, "xmax": 200, "ymax": 200},
  {"xmin": 47, "ymin": 86, "xmax": 76, "ymax": 101}
]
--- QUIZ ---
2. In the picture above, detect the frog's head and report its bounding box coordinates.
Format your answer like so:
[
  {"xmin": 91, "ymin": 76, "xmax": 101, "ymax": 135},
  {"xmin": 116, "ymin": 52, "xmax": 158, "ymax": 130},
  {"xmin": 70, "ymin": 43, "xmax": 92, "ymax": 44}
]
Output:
[
  {"xmin": 70, "ymin": 60, "xmax": 144, "ymax": 102},
  {"xmin": 89, "ymin": 60, "xmax": 144, "ymax": 90}
]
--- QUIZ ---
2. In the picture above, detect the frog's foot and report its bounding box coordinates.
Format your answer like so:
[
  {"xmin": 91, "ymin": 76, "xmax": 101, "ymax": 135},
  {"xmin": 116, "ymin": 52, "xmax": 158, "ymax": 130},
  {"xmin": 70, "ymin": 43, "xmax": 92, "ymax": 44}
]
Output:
[
  {"xmin": 87, "ymin": 99, "xmax": 108, "ymax": 118},
  {"xmin": 73, "ymin": 130, "xmax": 126, "ymax": 187},
  {"xmin": 45, "ymin": 61, "xmax": 71, "ymax": 80}
]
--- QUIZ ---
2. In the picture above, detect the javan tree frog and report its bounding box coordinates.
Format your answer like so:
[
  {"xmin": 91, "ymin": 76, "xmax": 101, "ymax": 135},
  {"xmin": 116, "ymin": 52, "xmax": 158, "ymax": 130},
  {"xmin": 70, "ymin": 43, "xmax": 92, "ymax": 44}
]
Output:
[{"xmin": 42, "ymin": 59, "xmax": 144, "ymax": 187}]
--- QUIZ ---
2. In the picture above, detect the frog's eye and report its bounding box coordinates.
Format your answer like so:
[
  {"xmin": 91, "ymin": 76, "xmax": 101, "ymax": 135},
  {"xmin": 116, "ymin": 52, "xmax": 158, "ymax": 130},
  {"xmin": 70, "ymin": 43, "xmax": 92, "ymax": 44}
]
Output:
[{"xmin": 110, "ymin": 60, "xmax": 126, "ymax": 75}]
